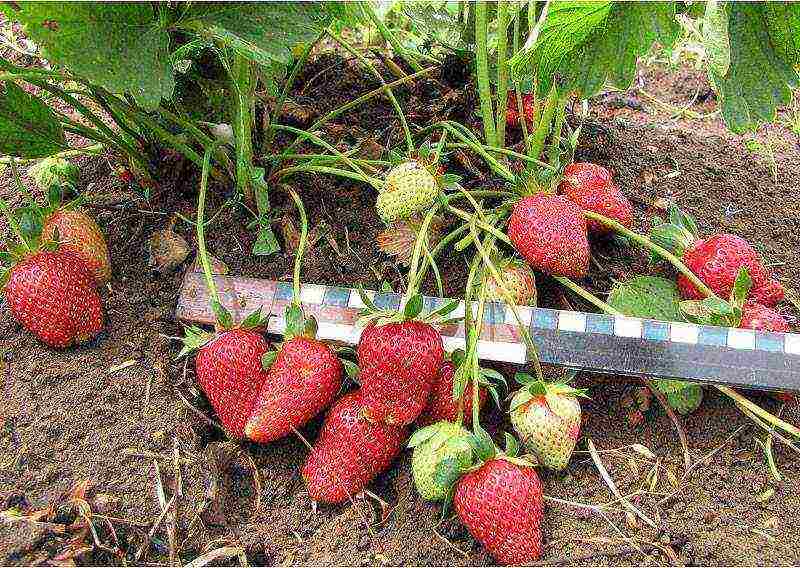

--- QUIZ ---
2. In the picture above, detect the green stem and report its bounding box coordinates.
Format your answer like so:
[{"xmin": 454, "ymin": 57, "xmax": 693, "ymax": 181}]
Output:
[
  {"xmin": 278, "ymin": 66, "xmax": 436, "ymax": 160},
  {"xmin": 513, "ymin": 12, "xmax": 533, "ymax": 156},
  {"xmin": 475, "ymin": 1, "xmax": 497, "ymax": 147},
  {"xmin": 583, "ymin": 211, "xmax": 718, "ymax": 300},
  {"xmin": 273, "ymin": 164, "xmax": 378, "ymax": 185},
  {"xmin": 229, "ymin": 53, "xmax": 256, "ymax": 201},
  {"xmin": 445, "ymin": 142, "xmax": 553, "ymax": 169},
  {"xmin": 448, "ymin": 205, "xmax": 512, "ymax": 244},
  {"xmin": 548, "ymin": 96, "xmax": 567, "ymax": 166},
  {"xmin": 529, "ymin": 83, "xmax": 558, "ymax": 162},
  {"xmin": 495, "ymin": 1, "xmax": 510, "ymax": 148},
  {"xmin": 327, "ymin": 28, "xmax": 414, "ymax": 154},
  {"xmin": 405, "ymin": 206, "xmax": 442, "ymax": 302},
  {"xmin": 554, "ymin": 276, "xmax": 622, "ymax": 315},
  {"xmin": 362, "ymin": 2, "xmax": 424, "ymax": 73},
  {"xmin": 90, "ymin": 87, "xmax": 148, "ymax": 148},
  {"xmin": 196, "ymin": 143, "xmax": 223, "ymax": 308},
  {"xmin": 434, "ymin": 122, "xmax": 515, "ymax": 182},
  {"xmin": 0, "ymin": 143, "xmax": 103, "ymax": 165},
  {"xmin": 284, "ymin": 188, "xmax": 309, "ymax": 305},
  {"xmin": 268, "ymin": 153, "xmax": 391, "ymax": 167}
]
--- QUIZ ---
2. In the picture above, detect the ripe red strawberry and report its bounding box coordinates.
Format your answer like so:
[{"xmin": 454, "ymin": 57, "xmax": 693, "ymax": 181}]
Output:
[
  {"xmin": 559, "ymin": 163, "xmax": 633, "ymax": 234},
  {"xmin": 507, "ymin": 194, "xmax": 590, "ymax": 278},
  {"xmin": 417, "ymin": 360, "xmax": 487, "ymax": 427},
  {"xmin": 302, "ymin": 391, "xmax": 407, "ymax": 503},
  {"xmin": 194, "ymin": 328, "xmax": 270, "ymax": 439},
  {"xmin": 42, "ymin": 208, "xmax": 111, "ymax": 285},
  {"xmin": 506, "ymin": 92, "xmax": 536, "ymax": 128},
  {"xmin": 678, "ymin": 235, "xmax": 784, "ymax": 307},
  {"xmin": 454, "ymin": 459, "xmax": 544, "ymax": 565},
  {"xmin": 5, "ymin": 250, "xmax": 103, "ymax": 348},
  {"xmin": 245, "ymin": 336, "xmax": 343, "ymax": 442},
  {"xmin": 357, "ymin": 320, "xmax": 444, "ymax": 425},
  {"xmin": 739, "ymin": 302, "xmax": 789, "ymax": 333}
]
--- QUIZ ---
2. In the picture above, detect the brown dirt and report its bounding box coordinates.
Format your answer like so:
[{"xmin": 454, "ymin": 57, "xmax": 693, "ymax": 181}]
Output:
[{"xmin": 1, "ymin": 51, "xmax": 800, "ymax": 567}]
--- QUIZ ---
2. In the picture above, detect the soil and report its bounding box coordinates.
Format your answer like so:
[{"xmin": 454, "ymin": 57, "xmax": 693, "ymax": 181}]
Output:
[{"xmin": 1, "ymin": 47, "xmax": 800, "ymax": 567}]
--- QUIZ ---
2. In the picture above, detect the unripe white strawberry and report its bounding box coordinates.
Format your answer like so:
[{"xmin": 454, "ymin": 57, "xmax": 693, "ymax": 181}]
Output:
[
  {"xmin": 376, "ymin": 161, "xmax": 439, "ymax": 224},
  {"xmin": 484, "ymin": 258, "xmax": 537, "ymax": 306}
]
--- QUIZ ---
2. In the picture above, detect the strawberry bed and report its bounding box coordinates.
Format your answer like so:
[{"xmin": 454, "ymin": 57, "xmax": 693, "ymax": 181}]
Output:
[{"xmin": 1, "ymin": 48, "xmax": 799, "ymax": 565}]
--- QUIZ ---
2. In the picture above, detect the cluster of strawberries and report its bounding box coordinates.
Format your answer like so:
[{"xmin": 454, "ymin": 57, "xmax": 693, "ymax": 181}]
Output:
[{"xmin": 2, "ymin": 174, "xmax": 109, "ymax": 349}]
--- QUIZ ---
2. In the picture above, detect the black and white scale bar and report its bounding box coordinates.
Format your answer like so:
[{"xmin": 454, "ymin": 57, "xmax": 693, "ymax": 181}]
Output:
[{"xmin": 175, "ymin": 272, "xmax": 800, "ymax": 393}]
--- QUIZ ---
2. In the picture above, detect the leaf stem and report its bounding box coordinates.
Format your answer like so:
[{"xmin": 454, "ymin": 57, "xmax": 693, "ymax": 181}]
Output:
[
  {"xmin": 362, "ymin": 2, "xmax": 424, "ymax": 73},
  {"xmin": 495, "ymin": 0, "xmax": 510, "ymax": 148},
  {"xmin": 196, "ymin": 143, "xmax": 224, "ymax": 310},
  {"xmin": 284, "ymin": 188, "xmax": 308, "ymax": 305},
  {"xmin": 475, "ymin": 1, "xmax": 497, "ymax": 147}
]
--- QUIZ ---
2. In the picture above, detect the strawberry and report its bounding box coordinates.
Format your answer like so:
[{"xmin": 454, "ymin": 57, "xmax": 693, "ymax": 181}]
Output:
[
  {"xmin": 42, "ymin": 208, "xmax": 111, "ymax": 286},
  {"xmin": 5, "ymin": 250, "xmax": 103, "ymax": 348},
  {"xmin": 417, "ymin": 359, "xmax": 488, "ymax": 427},
  {"xmin": 509, "ymin": 376, "xmax": 585, "ymax": 471},
  {"xmin": 558, "ymin": 163, "xmax": 633, "ymax": 234},
  {"xmin": 357, "ymin": 320, "xmax": 444, "ymax": 425},
  {"xmin": 506, "ymin": 92, "xmax": 536, "ymax": 128},
  {"xmin": 376, "ymin": 161, "xmax": 440, "ymax": 224},
  {"xmin": 193, "ymin": 328, "xmax": 270, "ymax": 439},
  {"xmin": 27, "ymin": 157, "xmax": 79, "ymax": 191},
  {"xmin": 484, "ymin": 258, "xmax": 537, "ymax": 306},
  {"xmin": 739, "ymin": 302, "xmax": 788, "ymax": 333},
  {"xmin": 651, "ymin": 207, "xmax": 784, "ymax": 307},
  {"xmin": 454, "ymin": 458, "xmax": 544, "ymax": 565},
  {"xmin": 507, "ymin": 194, "xmax": 590, "ymax": 278},
  {"xmin": 245, "ymin": 336, "xmax": 343, "ymax": 443},
  {"xmin": 302, "ymin": 391, "xmax": 407, "ymax": 503},
  {"xmin": 410, "ymin": 420, "xmax": 473, "ymax": 501}
]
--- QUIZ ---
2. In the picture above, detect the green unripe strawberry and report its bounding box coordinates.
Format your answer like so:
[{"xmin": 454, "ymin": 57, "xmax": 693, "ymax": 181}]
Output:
[
  {"xmin": 28, "ymin": 157, "xmax": 79, "ymax": 191},
  {"xmin": 510, "ymin": 376, "xmax": 586, "ymax": 471},
  {"xmin": 376, "ymin": 161, "xmax": 439, "ymax": 224},
  {"xmin": 409, "ymin": 421, "xmax": 473, "ymax": 501}
]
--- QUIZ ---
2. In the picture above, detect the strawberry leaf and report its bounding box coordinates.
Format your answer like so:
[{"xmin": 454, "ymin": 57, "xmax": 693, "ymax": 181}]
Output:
[
  {"xmin": 428, "ymin": 298, "xmax": 460, "ymax": 320},
  {"xmin": 341, "ymin": 359, "xmax": 360, "ymax": 381},
  {"xmin": 667, "ymin": 203, "xmax": 699, "ymax": 238},
  {"xmin": 608, "ymin": 276, "xmax": 682, "ymax": 321},
  {"xmin": 731, "ymin": 267, "xmax": 753, "ymax": 309},
  {"xmin": 0, "ymin": 82, "xmax": 66, "ymax": 158}
]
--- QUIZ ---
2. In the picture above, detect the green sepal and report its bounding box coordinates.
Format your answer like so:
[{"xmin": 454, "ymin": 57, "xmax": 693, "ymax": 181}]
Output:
[
  {"xmin": 380, "ymin": 280, "xmax": 394, "ymax": 293},
  {"xmin": 667, "ymin": 202, "xmax": 699, "ymax": 238},
  {"xmin": 514, "ymin": 371, "xmax": 537, "ymax": 386},
  {"xmin": 356, "ymin": 285, "xmax": 380, "ymax": 313},
  {"xmin": 15, "ymin": 206, "xmax": 44, "ymax": 244},
  {"xmin": 0, "ymin": 267, "xmax": 10, "ymax": 291},
  {"xmin": 284, "ymin": 303, "xmax": 317, "ymax": 339},
  {"xmin": 404, "ymin": 293, "xmax": 423, "ymax": 319},
  {"xmin": 649, "ymin": 222, "xmax": 696, "ymax": 258},
  {"xmin": 433, "ymin": 457, "xmax": 463, "ymax": 489},
  {"xmin": 509, "ymin": 387, "xmax": 534, "ymax": 411},
  {"xmin": 261, "ymin": 349, "xmax": 278, "ymax": 372},
  {"xmin": 680, "ymin": 296, "xmax": 734, "ymax": 326},
  {"xmin": 239, "ymin": 307, "xmax": 268, "ymax": 330},
  {"xmin": 341, "ymin": 359, "xmax": 360, "ymax": 381},
  {"xmin": 427, "ymin": 298, "xmax": 460, "ymax": 320},
  {"xmin": 450, "ymin": 348, "xmax": 466, "ymax": 367},
  {"xmin": 468, "ymin": 425, "xmax": 496, "ymax": 462},
  {"xmin": 439, "ymin": 173, "xmax": 463, "ymax": 190},
  {"xmin": 177, "ymin": 325, "xmax": 216, "ymax": 359},
  {"xmin": 211, "ymin": 299, "xmax": 233, "ymax": 330},
  {"xmin": 503, "ymin": 432, "xmax": 520, "ymax": 458},
  {"xmin": 731, "ymin": 266, "xmax": 752, "ymax": 309},
  {"xmin": 485, "ymin": 384, "xmax": 502, "ymax": 411}
]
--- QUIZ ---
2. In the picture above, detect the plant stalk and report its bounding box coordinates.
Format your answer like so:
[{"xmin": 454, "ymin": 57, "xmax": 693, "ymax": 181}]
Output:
[
  {"xmin": 362, "ymin": 2, "xmax": 424, "ymax": 73},
  {"xmin": 475, "ymin": 1, "xmax": 497, "ymax": 147},
  {"xmin": 495, "ymin": 0, "xmax": 510, "ymax": 148}
]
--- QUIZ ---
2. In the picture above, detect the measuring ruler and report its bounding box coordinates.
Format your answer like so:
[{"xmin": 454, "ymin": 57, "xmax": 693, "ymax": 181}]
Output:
[{"xmin": 176, "ymin": 267, "xmax": 800, "ymax": 393}]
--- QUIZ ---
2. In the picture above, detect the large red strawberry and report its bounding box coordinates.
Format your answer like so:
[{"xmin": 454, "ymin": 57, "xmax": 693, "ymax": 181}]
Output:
[
  {"xmin": 558, "ymin": 163, "xmax": 633, "ymax": 234},
  {"xmin": 302, "ymin": 391, "xmax": 407, "ymax": 503},
  {"xmin": 651, "ymin": 208, "xmax": 784, "ymax": 307},
  {"xmin": 5, "ymin": 250, "xmax": 103, "ymax": 348},
  {"xmin": 507, "ymin": 194, "xmax": 590, "ymax": 278},
  {"xmin": 194, "ymin": 328, "xmax": 270, "ymax": 439},
  {"xmin": 454, "ymin": 458, "xmax": 544, "ymax": 565},
  {"xmin": 245, "ymin": 336, "xmax": 343, "ymax": 442},
  {"xmin": 506, "ymin": 92, "xmax": 536, "ymax": 128},
  {"xmin": 740, "ymin": 302, "xmax": 789, "ymax": 333},
  {"xmin": 42, "ymin": 208, "xmax": 111, "ymax": 286},
  {"xmin": 357, "ymin": 320, "xmax": 444, "ymax": 425},
  {"xmin": 417, "ymin": 359, "xmax": 488, "ymax": 427}
]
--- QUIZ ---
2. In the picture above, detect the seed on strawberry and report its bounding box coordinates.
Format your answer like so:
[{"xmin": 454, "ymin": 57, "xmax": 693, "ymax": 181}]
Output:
[
  {"xmin": 245, "ymin": 336, "xmax": 343, "ymax": 443},
  {"xmin": 454, "ymin": 458, "xmax": 544, "ymax": 565},
  {"xmin": 417, "ymin": 359, "xmax": 487, "ymax": 427},
  {"xmin": 506, "ymin": 92, "xmax": 537, "ymax": 128},
  {"xmin": 376, "ymin": 161, "xmax": 440, "ymax": 224},
  {"xmin": 5, "ymin": 250, "xmax": 103, "ymax": 348},
  {"xmin": 194, "ymin": 328, "xmax": 270, "ymax": 439},
  {"xmin": 357, "ymin": 320, "xmax": 444, "ymax": 425},
  {"xmin": 510, "ymin": 377, "xmax": 584, "ymax": 471},
  {"xmin": 484, "ymin": 258, "xmax": 537, "ymax": 306},
  {"xmin": 42, "ymin": 208, "xmax": 111, "ymax": 286},
  {"xmin": 410, "ymin": 420, "xmax": 473, "ymax": 501},
  {"xmin": 302, "ymin": 391, "xmax": 407, "ymax": 503},
  {"xmin": 559, "ymin": 163, "xmax": 633, "ymax": 234},
  {"xmin": 507, "ymin": 194, "xmax": 590, "ymax": 278},
  {"xmin": 739, "ymin": 302, "xmax": 789, "ymax": 333}
]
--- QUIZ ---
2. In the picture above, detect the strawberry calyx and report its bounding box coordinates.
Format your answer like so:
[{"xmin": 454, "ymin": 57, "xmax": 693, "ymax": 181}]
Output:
[
  {"xmin": 510, "ymin": 372, "xmax": 589, "ymax": 419},
  {"xmin": 649, "ymin": 202, "xmax": 699, "ymax": 258},
  {"xmin": 465, "ymin": 425, "xmax": 537, "ymax": 471},
  {"xmin": 679, "ymin": 266, "xmax": 751, "ymax": 327}
]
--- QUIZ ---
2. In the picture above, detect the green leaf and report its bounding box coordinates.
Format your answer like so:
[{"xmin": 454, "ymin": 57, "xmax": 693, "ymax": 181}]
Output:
[
  {"xmin": 402, "ymin": 2, "xmax": 472, "ymax": 49},
  {"xmin": 1, "ymin": 2, "xmax": 174, "ymax": 109},
  {"xmin": 731, "ymin": 267, "xmax": 753, "ymax": 308},
  {"xmin": 503, "ymin": 433, "xmax": 520, "ymax": 458},
  {"xmin": 404, "ymin": 293, "xmax": 424, "ymax": 319},
  {"xmin": 0, "ymin": 82, "xmax": 65, "ymax": 158},
  {"xmin": 515, "ymin": 372, "xmax": 537, "ymax": 386},
  {"xmin": 240, "ymin": 307, "xmax": 266, "ymax": 330},
  {"xmin": 510, "ymin": 1, "xmax": 680, "ymax": 99},
  {"xmin": 653, "ymin": 380, "xmax": 704, "ymax": 415},
  {"xmin": 180, "ymin": 2, "xmax": 331, "ymax": 67},
  {"xmin": 703, "ymin": 0, "xmax": 730, "ymax": 77},
  {"xmin": 711, "ymin": 3, "xmax": 800, "ymax": 133},
  {"xmin": 667, "ymin": 203, "xmax": 698, "ymax": 238},
  {"xmin": 608, "ymin": 276, "xmax": 683, "ymax": 322},
  {"xmin": 261, "ymin": 350, "xmax": 278, "ymax": 371}
]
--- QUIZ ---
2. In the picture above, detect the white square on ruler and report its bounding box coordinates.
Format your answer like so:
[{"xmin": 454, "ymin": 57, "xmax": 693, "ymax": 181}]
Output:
[
  {"xmin": 477, "ymin": 340, "xmax": 526, "ymax": 364},
  {"xmin": 785, "ymin": 334, "xmax": 800, "ymax": 355},
  {"xmin": 348, "ymin": 289, "xmax": 374, "ymax": 308},
  {"xmin": 316, "ymin": 322, "xmax": 355, "ymax": 344},
  {"xmin": 670, "ymin": 323, "xmax": 698, "ymax": 344},
  {"xmin": 614, "ymin": 316, "xmax": 642, "ymax": 338},
  {"xmin": 299, "ymin": 284, "xmax": 326, "ymax": 304},
  {"xmin": 505, "ymin": 305, "xmax": 532, "ymax": 325},
  {"xmin": 727, "ymin": 328, "xmax": 755, "ymax": 350},
  {"xmin": 443, "ymin": 336, "xmax": 466, "ymax": 352},
  {"xmin": 558, "ymin": 311, "xmax": 586, "ymax": 333}
]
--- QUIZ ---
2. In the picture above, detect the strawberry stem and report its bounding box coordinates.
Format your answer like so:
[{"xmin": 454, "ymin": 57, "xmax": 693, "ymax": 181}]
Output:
[
  {"xmin": 403, "ymin": 205, "xmax": 441, "ymax": 306},
  {"xmin": 583, "ymin": 211, "xmax": 719, "ymax": 300},
  {"xmin": 196, "ymin": 141, "xmax": 224, "ymax": 311},
  {"xmin": 284, "ymin": 188, "xmax": 308, "ymax": 307},
  {"xmin": 554, "ymin": 276, "xmax": 622, "ymax": 316},
  {"xmin": 475, "ymin": 1, "xmax": 497, "ymax": 147},
  {"xmin": 0, "ymin": 197, "xmax": 31, "ymax": 253}
]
